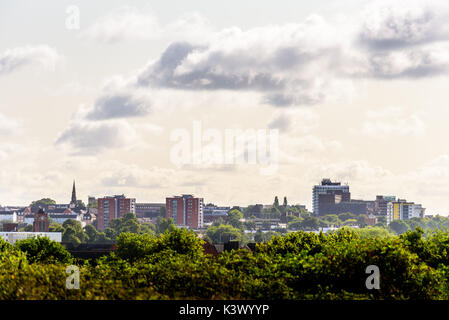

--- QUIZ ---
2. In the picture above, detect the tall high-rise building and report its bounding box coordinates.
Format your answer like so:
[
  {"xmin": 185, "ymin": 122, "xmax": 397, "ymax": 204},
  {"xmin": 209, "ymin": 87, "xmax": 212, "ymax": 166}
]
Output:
[
  {"xmin": 312, "ymin": 179, "xmax": 350, "ymax": 215},
  {"xmin": 97, "ymin": 195, "xmax": 136, "ymax": 230},
  {"xmin": 166, "ymin": 195, "xmax": 204, "ymax": 229},
  {"xmin": 387, "ymin": 199, "xmax": 425, "ymax": 224},
  {"xmin": 374, "ymin": 195, "xmax": 396, "ymax": 216}
]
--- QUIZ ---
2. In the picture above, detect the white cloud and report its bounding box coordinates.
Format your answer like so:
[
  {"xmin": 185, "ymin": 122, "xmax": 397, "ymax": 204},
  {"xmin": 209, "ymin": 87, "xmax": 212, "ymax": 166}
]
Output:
[
  {"xmin": 135, "ymin": 15, "xmax": 352, "ymax": 107},
  {"xmin": 77, "ymin": 2, "xmax": 449, "ymax": 113},
  {"xmin": 0, "ymin": 143, "xmax": 26, "ymax": 159},
  {"xmin": 359, "ymin": 2, "xmax": 449, "ymax": 50},
  {"xmin": 362, "ymin": 106, "xmax": 426, "ymax": 137},
  {"xmin": 99, "ymin": 161, "xmax": 175, "ymax": 189},
  {"xmin": 268, "ymin": 109, "xmax": 319, "ymax": 133},
  {"xmin": 81, "ymin": 6, "xmax": 160, "ymax": 44},
  {"xmin": 0, "ymin": 113, "xmax": 22, "ymax": 136},
  {"xmin": 317, "ymin": 160, "xmax": 393, "ymax": 182},
  {"xmin": 0, "ymin": 45, "xmax": 61, "ymax": 75},
  {"xmin": 81, "ymin": 7, "xmax": 214, "ymax": 44}
]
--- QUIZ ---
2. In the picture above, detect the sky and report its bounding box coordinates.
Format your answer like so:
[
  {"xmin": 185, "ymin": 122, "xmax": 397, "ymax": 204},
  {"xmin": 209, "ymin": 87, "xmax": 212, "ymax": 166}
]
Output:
[{"xmin": 1, "ymin": 0, "xmax": 449, "ymax": 215}]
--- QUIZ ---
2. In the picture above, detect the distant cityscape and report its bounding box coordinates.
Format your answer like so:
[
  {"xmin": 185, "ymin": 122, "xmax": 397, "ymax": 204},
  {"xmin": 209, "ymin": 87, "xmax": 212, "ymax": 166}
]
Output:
[{"xmin": 0, "ymin": 177, "xmax": 429, "ymax": 244}]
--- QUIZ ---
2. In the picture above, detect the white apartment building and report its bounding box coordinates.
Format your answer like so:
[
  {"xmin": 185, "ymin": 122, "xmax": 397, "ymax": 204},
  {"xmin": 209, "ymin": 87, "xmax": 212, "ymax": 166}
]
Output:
[{"xmin": 0, "ymin": 232, "xmax": 62, "ymax": 244}]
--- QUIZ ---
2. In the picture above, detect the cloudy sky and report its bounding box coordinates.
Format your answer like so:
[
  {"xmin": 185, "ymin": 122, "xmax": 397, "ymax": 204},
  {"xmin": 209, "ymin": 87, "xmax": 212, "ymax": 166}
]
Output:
[{"xmin": 1, "ymin": 0, "xmax": 449, "ymax": 214}]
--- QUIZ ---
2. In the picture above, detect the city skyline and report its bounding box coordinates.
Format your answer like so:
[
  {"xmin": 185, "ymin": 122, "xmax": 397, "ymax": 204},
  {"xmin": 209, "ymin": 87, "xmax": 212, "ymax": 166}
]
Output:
[
  {"xmin": 0, "ymin": 178, "xmax": 428, "ymax": 219},
  {"xmin": 2, "ymin": 0, "xmax": 449, "ymax": 215}
]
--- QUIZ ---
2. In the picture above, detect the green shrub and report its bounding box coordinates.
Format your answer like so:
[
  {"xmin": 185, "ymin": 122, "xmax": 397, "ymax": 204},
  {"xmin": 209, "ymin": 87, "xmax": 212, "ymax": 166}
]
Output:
[
  {"xmin": 115, "ymin": 228, "xmax": 204, "ymax": 262},
  {"xmin": 15, "ymin": 236, "xmax": 72, "ymax": 264}
]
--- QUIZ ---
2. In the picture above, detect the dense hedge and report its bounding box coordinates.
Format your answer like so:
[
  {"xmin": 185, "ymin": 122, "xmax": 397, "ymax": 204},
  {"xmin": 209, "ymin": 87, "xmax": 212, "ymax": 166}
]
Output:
[{"xmin": 1, "ymin": 227, "xmax": 449, "ymax": 299}]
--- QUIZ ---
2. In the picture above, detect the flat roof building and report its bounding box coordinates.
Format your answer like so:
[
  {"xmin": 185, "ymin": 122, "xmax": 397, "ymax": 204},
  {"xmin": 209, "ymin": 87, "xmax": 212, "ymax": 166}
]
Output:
[
  {"xmin": 313, "ymin": 179, "xmax": 350, "ymax": 216},
  {"xmin": 97, "ymin": 195, "xmax": 136, "ymax": 230},
  {"xmin": 0, "ymin": 232, "xmax": 62, "ymax": 244},
  {"xmin": 166, "ymin": 195, "xmax": 204, "ymax": 229}
]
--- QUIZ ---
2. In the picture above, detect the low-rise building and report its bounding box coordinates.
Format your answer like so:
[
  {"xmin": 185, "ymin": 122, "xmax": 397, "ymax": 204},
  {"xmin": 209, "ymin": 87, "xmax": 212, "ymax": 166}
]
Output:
[
  {"xmin": 0, "ymin": 211, "xmax": 18, "ymax": 223},
  {"xmin": 135, "ymin": 203, "xmax": 165, "ymax": 218},
  {"xmin": 365, "ymin": 215, "xmax": 378, "ymax": 226},
  {"xmin": 203, "ymin": 204, "xmax": 230, "ymax": 223},
  {"xmin": 0, "ymin": 232, "xmax": 62, "ymax": 244}
]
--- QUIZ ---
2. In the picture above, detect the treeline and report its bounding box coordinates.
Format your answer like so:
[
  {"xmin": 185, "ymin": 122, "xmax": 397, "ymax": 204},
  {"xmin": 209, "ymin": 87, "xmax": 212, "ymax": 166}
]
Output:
[
  {"xmin": 205, "ymin": 206, "xmax": 449, "ymax": 245},
  {"xmin": 19, "ymin": 213, "xmax": 176, "ymax": 244},
  {"xmin": 2, "ymin": 226, "xmax": 449, "ymax": 299}
]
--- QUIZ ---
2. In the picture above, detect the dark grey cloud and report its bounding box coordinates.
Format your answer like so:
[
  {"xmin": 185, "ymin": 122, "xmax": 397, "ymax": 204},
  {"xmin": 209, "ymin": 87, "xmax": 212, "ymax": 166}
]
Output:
[
  {"xmin": 137, "ymin": 42, "xmax": 286, "ymax": 91},
  {"xmin": 55, "ymin": 120, "xmax": 137, "ymax": 153},
  {"xmin": 86, "ymin": 93, "xmax": 150, "ymax": 120}
]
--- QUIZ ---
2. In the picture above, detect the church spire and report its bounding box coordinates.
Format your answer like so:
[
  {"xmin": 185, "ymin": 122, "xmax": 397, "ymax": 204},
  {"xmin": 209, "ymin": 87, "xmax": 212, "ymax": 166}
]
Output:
[{"xmin": 71, "ymin": 180, "xmax": 77, "ymax": 205}]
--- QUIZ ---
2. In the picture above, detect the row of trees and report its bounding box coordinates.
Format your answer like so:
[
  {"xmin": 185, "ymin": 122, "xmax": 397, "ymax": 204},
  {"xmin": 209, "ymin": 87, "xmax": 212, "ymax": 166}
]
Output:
[
  {"xmin": 205, "ymin": 205, "xmax": 449, "ymax": 245},
  {"xmin": 35, "ymin": 213, "xmax": 176, "ymax": 244},
  {"xmin": 3, "ymin": 226, "xmax": 449, "ymax": 299}
]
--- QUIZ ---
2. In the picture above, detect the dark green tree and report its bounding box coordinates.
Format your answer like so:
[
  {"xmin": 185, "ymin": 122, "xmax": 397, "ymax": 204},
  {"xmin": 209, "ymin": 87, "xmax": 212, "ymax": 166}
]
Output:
[
  {"xmin": 15, "ymin": 236, "xmax": 72, "ymax": 264},
  {"xmin": 389, "ymin": 220, "xmax": 409, "ymax": 235},
  {"xmin": 206, "ymin": 224, "xmax": 242, "ymax": 243},
  {"xmin": 274, "ymin": 196, "xmax": 279, "ymax": 208},
  {"xmin": 30, "ymin": 198, "xmax": 56, "ymax": 211},
  {"xmin": 84, "ymin": 224, "xmax": 99, "ymax": 243},
  {"xmin": 254, "ymin": 229, "xmax": 264, "ymax": 243},
  {"xmin": 301, "ymin": 216, "xmax": 319, "ymax": 231},
  {"xmin": 227, "ymin": 209, "xmax": 244, "ymax": 229},
  {"xmin": 157, "ymin": 217, "xmax": 175, "ymax": 234}
]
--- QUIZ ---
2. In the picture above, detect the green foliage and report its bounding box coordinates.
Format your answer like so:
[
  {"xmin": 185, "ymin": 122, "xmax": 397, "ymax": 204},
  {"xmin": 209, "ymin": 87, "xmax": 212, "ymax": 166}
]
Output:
[
  {"xmin": 4, "ymin": 227, "xmax": 449, "ymax": 300},
  {"xmin": 355, "ymin": 226, "xmax": 395, "ymax": 239},
  {"xmin": 253, "ymin": 229, "xmax": 280, "ymax": 243},
  {"xmin": 320, "ymin": 214, "xmax": 341, "ymax": 227},
  {"xmin": 301, "ymin": 216, "xmax": 319, "ymax": 231},
  {"xmin": 244, "ymin": 220, "xmax": 256, "ymax": 231},
  {"xmin": 338, "ymin": 212, "xmax": 356, "ymax": 222},
  {"xmin": 15, "ymin": 236, "xmax": 72, "ymax": 264},
  {"xmin": 30, "ymin": 198, "xmax": 56, "ymax": 209},
  {"xmin": 287, "ymin": 216, "xmax": 304, "ymax": 230},
  {"xmin": 389, "ymin": 220, "xmax": 410, "ymax": 235},
  {"xmin": 87, "ymin": 201, "xmax": 98, "ymax": 209},
  {"xmin": 0, "ymin": 236, "xmax": 14, "ymax": 253},
  {"xmin": 343, "ymin": 218, "xmax": 357, "ymax": 226},
  {"xmin": 227, "ymin": 209, "xmax": 244, "ymax": 229},
  {"xmin": 156, "ymin": 217, "xmax": 175, "ymax": 234},
  {"xmin": 206, "ymin": 224, "xmax": 242, "ymax": 243},
  {"xmin": 107, "ymin": 212, "xmax": 152, "ymax": 239},
  {"xmin": 49, "ymin": 223, "xmax": 64, "ymax": 233},
  {"xmin": 62, "ymin": 219, "xmax": 88, "ymax": 244},
  {"xmin": 115, "ymin": 228, "xmax": 204, "ymax": 262}
]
